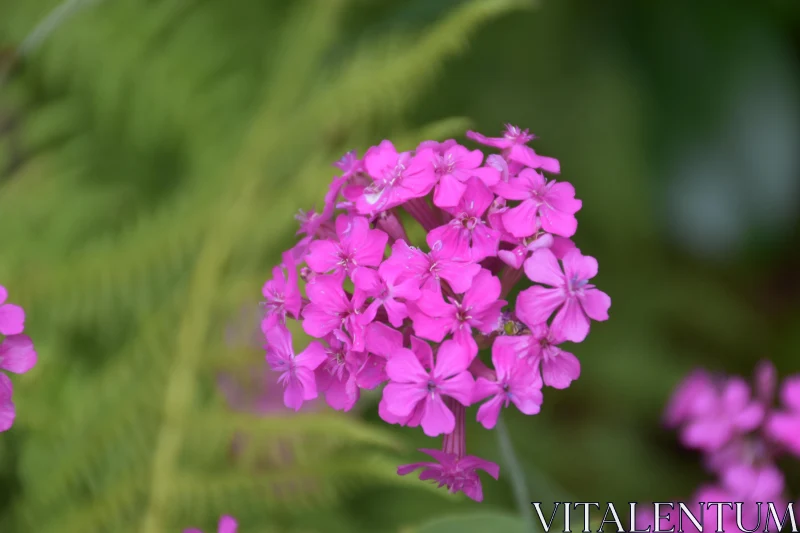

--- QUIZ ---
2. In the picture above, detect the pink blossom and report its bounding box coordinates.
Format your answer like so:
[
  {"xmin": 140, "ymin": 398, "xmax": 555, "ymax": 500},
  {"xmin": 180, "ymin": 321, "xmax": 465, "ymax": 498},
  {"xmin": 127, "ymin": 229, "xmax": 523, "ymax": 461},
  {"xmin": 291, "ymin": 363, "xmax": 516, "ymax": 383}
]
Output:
[
  {"xmin": 431, "ymin": 144, "xmax": 500, "ymax": 208},
  {"xmin": 677, "ymin": 376, "xmax": 764, "ymax": 452},
  {"xmin": 426, "ymin": 177, "xmax": 500, "ymax": 262},
  {"xmin": 333, "ymin": 150, "xmax": 364, "ymax": 180},
  {"xmin": 260, "ymin": 251, "xmax": 302, "ymax": 333},
  {"xmin": 305, "ymin": 215, "xmax": 388, "ymax": 278},
  {"xmin": 184, "ymin": 515, "xmax": 238, "ymax": 533},
  {"xmin": 663, "ymin": 369, "xmax": 717, "ymax": 428},
  {"xmin": 356, "ymin": 141, "xmax": 437, "ymax": 214},
  {"xmin": 0, "ymin": 374, "xmax": 14, "ymax": 432},
  {"xmin": 766, "ymin": 376, "xmax": 800, "ymax": 456},
  {"xmin": 382, "ymin": 239, "xmax": 481, "ymax": 295},
  {"xmin": 518, "ymin": 248, "xmax": 610, "ymax": 343},
  {"xmin": 377, "ymin": 335, "xmax": 433, "ymax": 428},
  {"xmin": 493, "ymin": 323, "xmax": 580, "ymax": 389},
  {"xmin": 0, "ymin": 335, "xmax": 38, "ymax": 375},
  {"xmin": 301, "ymin": 274, "xmax": 373, "ymax": 351},
  {"xmin": 466, "ymin": 124, "xmax": 560, "ymax": 174},
  {"xmin": 398, "ymin": 448, "xmax": 499, "ymax": 502},
  {"xmin": 291, "ymin": 208, "xmax": 336, "ymax": 259},
  {"xmin": 473, "ymin": 339, "xmax": 543, "ymax": 429},
  {"xmin": 409, "ymin": 269, "xmax": 506, "ymax": 356},
  {"xmin": 382, "ymin": 340, "xmax": 475, "ymax": 436},
  {"xmin": 493, "ymin": 168, "xmax": 581, "ymax": 238},
  {"xmin": 0, "ymin": 286, "xmax": 25, "ymax": 336},
  {"xmin": 352, "ymin": 262, "xmax": 420, "ymax": 327},
  {"xmin": 315, "ymin": 331, "xmax": 360, "ymax": 411},
  {"xmin": 693, "ymin": 465, "xmax": 788, "ymax": 532},
  {"xmin": 265, "ymin": 326, "xmax": 327, "ymax": 411}
]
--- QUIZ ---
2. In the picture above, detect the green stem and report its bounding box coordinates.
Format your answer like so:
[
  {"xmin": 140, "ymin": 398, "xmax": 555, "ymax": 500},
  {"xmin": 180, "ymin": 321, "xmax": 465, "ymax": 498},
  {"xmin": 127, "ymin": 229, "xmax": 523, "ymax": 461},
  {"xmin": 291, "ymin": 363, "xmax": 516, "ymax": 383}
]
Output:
[{"xmin": 496, "ymin": 416, "xmax": 535, "ymax": 532}]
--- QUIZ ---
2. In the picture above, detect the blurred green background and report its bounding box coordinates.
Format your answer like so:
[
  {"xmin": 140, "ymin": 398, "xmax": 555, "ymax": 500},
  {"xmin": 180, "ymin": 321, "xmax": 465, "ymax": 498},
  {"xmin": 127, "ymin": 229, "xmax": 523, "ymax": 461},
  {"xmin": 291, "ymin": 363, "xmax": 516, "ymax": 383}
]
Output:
[{"xmin": 1, "ymin": 0, "xmax": 799, "ymax": 531}]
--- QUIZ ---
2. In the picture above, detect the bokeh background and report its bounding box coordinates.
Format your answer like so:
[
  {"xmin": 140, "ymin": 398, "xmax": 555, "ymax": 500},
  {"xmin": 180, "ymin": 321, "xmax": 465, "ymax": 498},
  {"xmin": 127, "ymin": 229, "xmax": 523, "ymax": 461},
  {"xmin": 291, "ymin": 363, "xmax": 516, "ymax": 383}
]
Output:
[{"xmin": 1, "ymin": 0, "xmax": 799, "ymax": 531}]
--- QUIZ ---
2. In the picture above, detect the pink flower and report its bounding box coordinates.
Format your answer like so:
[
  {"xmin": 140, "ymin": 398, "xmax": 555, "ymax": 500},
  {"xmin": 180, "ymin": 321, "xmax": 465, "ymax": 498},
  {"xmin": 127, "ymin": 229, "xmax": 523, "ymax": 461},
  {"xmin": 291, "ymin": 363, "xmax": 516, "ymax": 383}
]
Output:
[
  {"xmin": 692, "ymin": 465, "xmax": 787, "ymax": 532},
  {"xmin": 518, "ymin": 248, "xmax": 610, "ymax": 343},
  {"xmin": 377, "ymin": 335, "xmax": 433, "ymax": 428},
  {"xmin": 0, "ymin": 286, "xmax": 25, "ymax": 336},
  {"xmin": 301, "ymin": 274, "xmax": 373, "ymax": 351},
  {"xmin": 410, "ymin": 269, "xmax": 506, "ymax": 356},
  {"xmin": 493, "ymin": 323, "xmax": 580, "ymax": 389},
  {"xmin": 260, "ymin": 251, "xmax": 302, "ymax": 333},
  {"xmin": 356, "ymin": 141, "xmax": 437, "ymax": 214},
  {"xmin": 426, "ymin": 177, "xmax": 500, "ymax": 262},
  {"xmin": 352, "ymin": 262, "xmax": 420, "ymax": 328},
  {"xmin": 314, "ymin": 331, "xmax": 361, "ymax": 411},
  {"xmin": 431, "ymin": 144, "xmax": 500, "ymax": 208},
  {"xmin": 184, "ymin": 515, "xmax": 238, "ymax": 533},
  {"xmin": 493, "ymin": 168, "xmax": 581, "ymax": 238},
  {"xmin": 0, "ymin": 335, "xmax": 38, "ymax": 375},
  {"xmin": 473, "ymin": 339, "xmax": 543, "ymax": 429},
  {"xmin": 333, "ymin": 150, "xmax": 364, "ymax": 179},
  {"xmin": 382, "ymin": 239, "xmax": 481, "ymax": 295},
  {"xmin": 0, "ymin": 374, "xmax": 14, "ymax": 432},
  {"xmin": 397, "ymin": 449, "xmax": 499, "ymax": 502},
  {"xmin": 291, "ymin": 208, "xmax": 336, "ymax": 260},
  {"xmin": 305, "ymin": 215, "xmax": 388, "ymax": 279},
  {"xmin": 467, "ymin": 124, "xmax": 560, "ymax": 174},
  {"xmin": 265, "ymin": 326, "xmax": 327, "ymax": 411},
  {"xmin": 382, "ymin": 340, "xmax": 475, "ymax": 436},
  {"xmin": 766, "ymin": 376, "xmax": 800, "ymax": 456},
  {"xmin": 677, "ymin": 376, "xmax": 764, "ymax": 452},
  {"xmin": 664, "ymin": 370, "xmax": 717, "ymax": 428}
]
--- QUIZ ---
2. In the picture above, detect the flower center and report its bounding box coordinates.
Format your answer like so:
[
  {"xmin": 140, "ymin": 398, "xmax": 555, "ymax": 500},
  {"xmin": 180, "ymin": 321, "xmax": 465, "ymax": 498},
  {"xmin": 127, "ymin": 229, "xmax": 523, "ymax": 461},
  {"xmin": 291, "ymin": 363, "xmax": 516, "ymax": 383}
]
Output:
[
  {"xmin": 459, "ymin": 215, "xmax": 478, "ymax": 230},
  {"xmin": 567, "ymin": 275, "xmax": 588, "ymax": 293}
]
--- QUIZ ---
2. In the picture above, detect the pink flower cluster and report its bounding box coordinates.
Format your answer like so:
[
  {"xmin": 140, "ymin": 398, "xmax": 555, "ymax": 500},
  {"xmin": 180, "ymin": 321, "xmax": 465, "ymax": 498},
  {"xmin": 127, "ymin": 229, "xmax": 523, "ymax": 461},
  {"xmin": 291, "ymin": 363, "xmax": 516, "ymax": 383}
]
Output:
[
  {"xmin": 184, "ymin": 515, "xmax": 237, "ymax": 533},
  {"xmin": 638, "ymin": 362, "xmax": 800, "ymax": 531},
  {"xmin": 666, "ymin": 361, "xmax": 800, "ymax": 476},
  {"xmin": 259, "ymin": 125, "xmax": 611, "ymax": 501},
  {"xmin": 0, "ymin": 285, "xmax": 37, "ymax": 432}
]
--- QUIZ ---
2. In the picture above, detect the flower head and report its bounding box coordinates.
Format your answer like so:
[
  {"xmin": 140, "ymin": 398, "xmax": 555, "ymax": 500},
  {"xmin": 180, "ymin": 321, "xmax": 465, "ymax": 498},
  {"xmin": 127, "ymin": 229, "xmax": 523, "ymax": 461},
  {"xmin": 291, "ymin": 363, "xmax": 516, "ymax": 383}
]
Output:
[{"xmin": 258, "ymin": 125, "xmax": 610, "ymax": 499}]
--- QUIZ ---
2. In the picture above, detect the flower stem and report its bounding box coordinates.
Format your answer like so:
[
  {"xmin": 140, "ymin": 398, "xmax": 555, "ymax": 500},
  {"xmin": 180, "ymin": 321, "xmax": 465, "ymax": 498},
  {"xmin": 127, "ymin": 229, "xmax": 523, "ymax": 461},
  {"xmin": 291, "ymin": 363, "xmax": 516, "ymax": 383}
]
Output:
[{"xmin": 496, "ymin": 416, "xmax": 535, "ymax": 532}]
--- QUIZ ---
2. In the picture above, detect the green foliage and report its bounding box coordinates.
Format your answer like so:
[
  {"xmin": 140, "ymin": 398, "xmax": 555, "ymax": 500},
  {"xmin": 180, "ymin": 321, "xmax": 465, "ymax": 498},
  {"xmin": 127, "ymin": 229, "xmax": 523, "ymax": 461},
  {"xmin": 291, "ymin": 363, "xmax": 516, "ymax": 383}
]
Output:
[{"xmin": 0, "ymin": 0, "xmax": 534, "ymax": 531}]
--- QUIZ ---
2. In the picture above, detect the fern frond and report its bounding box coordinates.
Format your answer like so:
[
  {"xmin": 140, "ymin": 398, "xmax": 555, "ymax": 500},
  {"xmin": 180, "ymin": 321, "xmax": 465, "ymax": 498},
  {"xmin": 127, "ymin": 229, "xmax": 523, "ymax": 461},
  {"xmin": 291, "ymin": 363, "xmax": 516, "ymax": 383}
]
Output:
[
  {"xmin": 306, "ymin": 0, "xmax": 534, "ymax": 127},
  {"xmin": 2, "ymin": 1, "xmax": 528, "ymax": 531}
]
